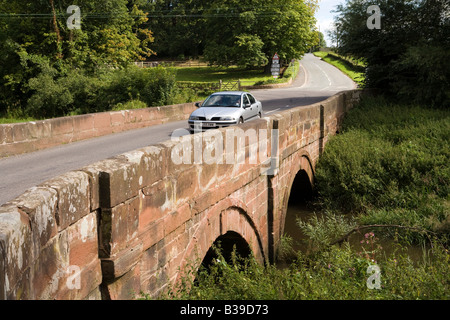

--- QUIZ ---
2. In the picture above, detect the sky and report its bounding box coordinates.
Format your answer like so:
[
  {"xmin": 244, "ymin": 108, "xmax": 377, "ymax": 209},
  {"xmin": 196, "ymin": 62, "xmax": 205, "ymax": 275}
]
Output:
[{"xmin": 315, "ymin": 0, "xmax": 345, "ymax": 46}]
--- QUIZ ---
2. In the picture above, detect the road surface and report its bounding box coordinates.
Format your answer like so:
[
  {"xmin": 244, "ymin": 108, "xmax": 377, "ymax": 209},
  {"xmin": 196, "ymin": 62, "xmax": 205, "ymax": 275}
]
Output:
[{"xmin": 0, "ymin": 53, "xmax": 356, "ymax": 205}]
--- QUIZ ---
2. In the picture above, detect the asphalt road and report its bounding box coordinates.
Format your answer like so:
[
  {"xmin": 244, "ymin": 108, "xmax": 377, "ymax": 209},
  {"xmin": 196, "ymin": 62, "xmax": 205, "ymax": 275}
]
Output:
[{"xmin": 0, "ymin": 53, "xmax": 356, "ymax": 206}]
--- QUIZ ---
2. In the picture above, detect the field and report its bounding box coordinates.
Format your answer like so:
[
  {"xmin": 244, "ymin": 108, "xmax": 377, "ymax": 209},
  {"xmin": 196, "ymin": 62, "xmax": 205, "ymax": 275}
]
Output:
[{"xmin": 175, "ymin": 60, "xmax": 299, "ymax": 87}]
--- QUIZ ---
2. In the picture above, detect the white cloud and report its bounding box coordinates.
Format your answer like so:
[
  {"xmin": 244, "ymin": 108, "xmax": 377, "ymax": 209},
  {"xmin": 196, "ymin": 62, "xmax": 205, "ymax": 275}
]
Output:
[{"xmin": 315, "ymin": 0, "xmax": 345, "ymax": 46}]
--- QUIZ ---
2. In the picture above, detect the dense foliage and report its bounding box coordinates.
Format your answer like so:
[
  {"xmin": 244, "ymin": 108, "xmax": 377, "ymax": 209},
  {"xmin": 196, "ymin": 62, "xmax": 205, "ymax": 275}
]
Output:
[
  {"xmin": 0, "ymin": 0, "xmax": 319, "ymax": 119},
  {"xmin": 331, "ymin": 0, "xmax": 450, "ymax": 108},
  {"xmin": 145, "ymin": 0, "xmax": 319, "ymax": 68},
  {"xmin": 25, "ymin": 65, "xmax": 178, "ymax": 118},
  {"xmin": 315, "ymin": 96, "xmax": 449, "ymax": 239},
  {"xmin": 156, "ymin": 239, "xmax": 449, "ymax": 300},
  {"xmin": 0, "ymin": 0, "xmax": 159, "ymax": 118}
]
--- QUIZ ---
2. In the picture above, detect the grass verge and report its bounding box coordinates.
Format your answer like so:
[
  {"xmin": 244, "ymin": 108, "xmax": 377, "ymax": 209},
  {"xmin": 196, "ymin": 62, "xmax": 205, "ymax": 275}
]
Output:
[{"xmin": 313, "ymin": 51, "xmax": 365, "ymax": 86}]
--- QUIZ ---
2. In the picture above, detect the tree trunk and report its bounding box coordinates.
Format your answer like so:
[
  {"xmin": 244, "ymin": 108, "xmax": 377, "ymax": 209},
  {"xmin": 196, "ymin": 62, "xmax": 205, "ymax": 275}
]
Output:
[{"xmin": 50, "ymin": 0, "xmax": 63, "ymax": 59}]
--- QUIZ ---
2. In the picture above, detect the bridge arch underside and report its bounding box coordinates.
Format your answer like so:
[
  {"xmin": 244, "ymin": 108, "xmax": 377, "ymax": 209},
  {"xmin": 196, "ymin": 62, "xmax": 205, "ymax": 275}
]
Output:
[
  {"xmin": 176, "ymin": 201, "xmax": 266, "ymax": 288},
  {"xmin": 271, "ymin": 150, "xmax": 315, "ymax": 260}
]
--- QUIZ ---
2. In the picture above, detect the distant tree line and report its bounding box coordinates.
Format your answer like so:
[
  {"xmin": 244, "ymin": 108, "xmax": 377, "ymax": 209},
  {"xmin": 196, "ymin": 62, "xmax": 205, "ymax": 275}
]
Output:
[
  {"xmin": 331, "ymin": 0, "xmax": 449, "ymax": 108},
  {"xmin": 144, "ymin": 0, "xmax": 319, "ymax": 68}
]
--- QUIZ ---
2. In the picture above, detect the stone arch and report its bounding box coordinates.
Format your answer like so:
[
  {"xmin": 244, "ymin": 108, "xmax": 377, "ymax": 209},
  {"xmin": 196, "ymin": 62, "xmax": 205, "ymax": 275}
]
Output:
[
  {"xmin": 277, "ymin": 150, "xmax": 315, "ymax": 257},
  {"xmin": 175, "ymin": 198, "xmax": 265, "ymax": 287},
  {"xmin": 200, "ymin": 231, "xmax": 252, "ymax": 270}
]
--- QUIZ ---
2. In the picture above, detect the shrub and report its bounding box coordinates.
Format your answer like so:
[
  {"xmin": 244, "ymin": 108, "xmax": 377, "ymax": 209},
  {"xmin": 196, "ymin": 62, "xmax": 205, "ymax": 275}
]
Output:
[
  {"xmin": 98, "ymin": 66, "xmax": 177, "ymax": 108},
  {"xmin": 25, "ymin": 66, "xmax": 178, "ymax": 119}
]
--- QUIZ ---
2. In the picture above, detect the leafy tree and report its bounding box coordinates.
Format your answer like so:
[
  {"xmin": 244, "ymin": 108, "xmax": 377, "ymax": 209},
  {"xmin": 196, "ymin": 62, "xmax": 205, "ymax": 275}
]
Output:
[
  {"xmin": 145, "ymin": 0, "xmax": 319, "ymax": 69},
  {"xmin": 0, "ymin": 0, "xmax": 155, "ymax": 116},
  {"xmin": 332, "ymin": 0, "xmax": 450, "ymax": 107},
  {"xmin": 310, "ymin": 31, "xmax": 326, "ymax": 52},
  {"xmin": 144, "ymin": 0, "xmax": 208, "ymax": 58},
  {"xmin": 203, "ymin": 0, "xmax": 319, "ymax": 68}
]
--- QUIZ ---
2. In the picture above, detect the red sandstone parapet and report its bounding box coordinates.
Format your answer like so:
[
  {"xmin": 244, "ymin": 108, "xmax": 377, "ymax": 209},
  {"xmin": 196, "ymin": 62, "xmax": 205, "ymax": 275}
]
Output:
[
  {"xmin": 0, "ymin": 103, "xmax": 197, "ymax": 158},
  {"xmin": 0, "ymin": 89, "xmax": 365, "ymax": 300}
]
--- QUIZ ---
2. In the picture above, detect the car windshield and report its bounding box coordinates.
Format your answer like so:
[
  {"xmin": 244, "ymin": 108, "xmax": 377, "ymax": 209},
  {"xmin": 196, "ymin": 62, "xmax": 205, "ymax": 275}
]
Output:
[{"xmin": 202, "ymin": 94, "xmax": 241, "ymax": 108}]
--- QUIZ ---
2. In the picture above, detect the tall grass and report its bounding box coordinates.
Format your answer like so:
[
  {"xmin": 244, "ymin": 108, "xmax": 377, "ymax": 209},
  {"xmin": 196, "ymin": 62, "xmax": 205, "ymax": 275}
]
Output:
[
  {"xmin": 155, "ymin": 240, "xmax": 449, "ymax": 300},
  {"xmin": 315, "ymin": 96, "xmax": 449, "ymax": 239}
]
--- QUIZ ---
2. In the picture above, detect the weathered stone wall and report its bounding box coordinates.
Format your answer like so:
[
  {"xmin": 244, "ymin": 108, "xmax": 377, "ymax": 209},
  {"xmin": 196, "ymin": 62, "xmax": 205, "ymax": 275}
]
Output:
[
  {"xmin": 0, "ymin": 103, "xmax": 197, "ymax": 158},
  {"xmin": 0, "ymin": 171, "xmax": 102, "ymax": 299},
  {"xmin": 0, "ymin": 89, "xmax": 363, "ymax": 300}
]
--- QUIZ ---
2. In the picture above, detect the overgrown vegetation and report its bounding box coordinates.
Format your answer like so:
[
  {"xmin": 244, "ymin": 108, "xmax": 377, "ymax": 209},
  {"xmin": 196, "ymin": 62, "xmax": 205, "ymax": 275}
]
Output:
[
  {"xmin": 22, "ymin": 65, "xmax": 180, "ymax": 119},
  {"xmin": 315, "ymin": 95, "xmax": 449, "ymax": 241},
  {"xmin": 154, "ymin": 238, "xmax": 448, "ymax": 300},
  {"xmin": 0, "ymin": 0, "xmax": 156, "ymax": 118}
]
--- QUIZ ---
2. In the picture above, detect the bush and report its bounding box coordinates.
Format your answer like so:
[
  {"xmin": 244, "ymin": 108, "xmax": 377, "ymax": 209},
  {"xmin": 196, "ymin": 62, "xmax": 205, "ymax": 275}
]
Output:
[
  {"xmin": 98, "ymin": 66, "xmax": 177, "ymax": 109},
  {"xmin": 24, "ymin": 66, "xmax": 178, "ymax": 119},
  {"xmin": 314, "ymin": 96, "xmax": 450, "ymax": 235}
]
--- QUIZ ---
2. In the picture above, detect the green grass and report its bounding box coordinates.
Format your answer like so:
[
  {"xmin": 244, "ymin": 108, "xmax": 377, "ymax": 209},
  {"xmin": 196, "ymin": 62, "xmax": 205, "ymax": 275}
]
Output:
[
  {"xmin": 152, "ymin": 240, "xmax": 449, "ymax": 300},
  {"xmin": 315, "ymin": 96, "xmax": 450, "ymax": 239},
  {"xmin": 175, "ymin": 64, "xmax": 296, "ymax": 86},
  {"xmin": 313, "ymin": 51, "xmax": 365, "ymax": 86},
  {"xmin": 176, "ymin": 66, "xmax": 267, "ymax": 84},
  {"xmin": 0, "ymin": 116, "xmax": 36, "ymax": 124}
]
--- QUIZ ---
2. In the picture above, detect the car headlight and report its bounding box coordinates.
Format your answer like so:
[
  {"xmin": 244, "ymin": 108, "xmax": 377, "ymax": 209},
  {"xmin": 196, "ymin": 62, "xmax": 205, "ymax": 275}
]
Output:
[
  {"xmin": 190, "ymin": 116, "xmax": 201, "ymax": 121},
  {"xmin": 220, "ymin": 117, "xmax": 235, "ymax": 121}
]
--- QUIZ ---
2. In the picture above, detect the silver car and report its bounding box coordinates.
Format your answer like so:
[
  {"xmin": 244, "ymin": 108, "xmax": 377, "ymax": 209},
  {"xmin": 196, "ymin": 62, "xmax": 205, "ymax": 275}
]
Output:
[{"xmin": 188, "ymin": 91, "xmax": 263, "ymax": 132}]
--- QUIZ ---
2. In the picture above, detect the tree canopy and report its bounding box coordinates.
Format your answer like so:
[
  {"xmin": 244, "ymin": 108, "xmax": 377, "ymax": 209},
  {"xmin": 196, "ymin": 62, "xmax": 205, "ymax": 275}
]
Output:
[
  {"xmin": 331, "ymin": 0, "xmax": 449, "ymax": 108},
  {"xmin": 0, "ymin": 0, "xmax": 155, "ymax": 114},
  {"xmin": 145, "ymin": 0, "xmax": 319, "ymax": 67}
]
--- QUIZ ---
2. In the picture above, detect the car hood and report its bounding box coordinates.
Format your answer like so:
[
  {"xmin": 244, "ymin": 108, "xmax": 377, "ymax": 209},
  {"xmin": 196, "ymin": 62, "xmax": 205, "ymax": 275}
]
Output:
[{"xmin": 191, "ymin": 107, "xmax": 242, "ymax": 120}]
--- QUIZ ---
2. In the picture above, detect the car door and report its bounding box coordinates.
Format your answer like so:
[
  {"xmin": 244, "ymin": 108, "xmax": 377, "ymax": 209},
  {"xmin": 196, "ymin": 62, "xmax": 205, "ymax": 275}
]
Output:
[
  {"xmin": 247, "ymin": 93, "xmax": 261, "ymax": 118},
  {"xmin": 243, "ymin": 94, "xmax": 258, "ymax": 120},
  {"xmin": 242, "ymin": 94, "xmax": 254, "ymax": 121}
]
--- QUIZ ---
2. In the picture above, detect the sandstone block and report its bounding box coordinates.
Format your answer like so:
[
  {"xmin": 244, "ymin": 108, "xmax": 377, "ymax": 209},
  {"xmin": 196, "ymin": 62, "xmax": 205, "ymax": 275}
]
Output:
[
  {"xmin": 0, "ymin": 204, "xmax": 33, "ymax": 300},
  {"xmin": 10, "ymin": 187, "xmax": 58, "ymax": 253},
  {"xmin": 42, "ymin": 171, "xmax": 91, "ymax": 230}
]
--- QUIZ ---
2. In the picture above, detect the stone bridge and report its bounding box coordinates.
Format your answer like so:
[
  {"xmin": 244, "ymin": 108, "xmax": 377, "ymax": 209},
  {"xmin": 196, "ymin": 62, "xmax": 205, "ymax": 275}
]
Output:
[{"xmin": 0, "ymin": 90, "xmax": 363, "ymax": 300}]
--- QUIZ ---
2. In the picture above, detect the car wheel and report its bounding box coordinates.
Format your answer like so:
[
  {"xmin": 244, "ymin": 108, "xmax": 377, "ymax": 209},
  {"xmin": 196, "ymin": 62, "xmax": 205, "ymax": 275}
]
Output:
[
  {"xmin": 258, "ymin": 112, "xmax": 262, "ymax": 118},
  {"xmin": 239, "ymin": 117, "xmax": 244, "ymax": 124}
]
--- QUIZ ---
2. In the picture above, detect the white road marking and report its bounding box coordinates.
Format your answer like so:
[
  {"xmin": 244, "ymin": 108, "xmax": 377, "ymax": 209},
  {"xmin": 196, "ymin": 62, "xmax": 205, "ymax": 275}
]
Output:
[
  {"xmin": 296, "ymin": 63, "xmax": 308, "ymax": 88},
  {"xmin": 314, "ymin": 62, "xmax": 332, "ymax": 86},
  {"xmin": 264, "ymin": 108, "xmax": 281, "ymax": 115}
]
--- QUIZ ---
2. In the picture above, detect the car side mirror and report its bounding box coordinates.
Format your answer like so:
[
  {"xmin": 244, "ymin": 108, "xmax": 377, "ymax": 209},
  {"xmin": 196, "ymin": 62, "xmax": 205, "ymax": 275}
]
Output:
[
  {"xmin": 195, "ymin": 102, "xmax": 201, "ymax": 108},
  {"xmin": 244, "ymin": 103, "xmax": 251, "ymax": 109}
]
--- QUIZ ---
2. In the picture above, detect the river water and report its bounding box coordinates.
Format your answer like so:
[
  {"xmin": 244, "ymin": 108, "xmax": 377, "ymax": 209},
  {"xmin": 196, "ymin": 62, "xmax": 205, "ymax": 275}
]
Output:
[{"xmin": 279, "ymin": 203, "xmax": 433, "ymax": 267}]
